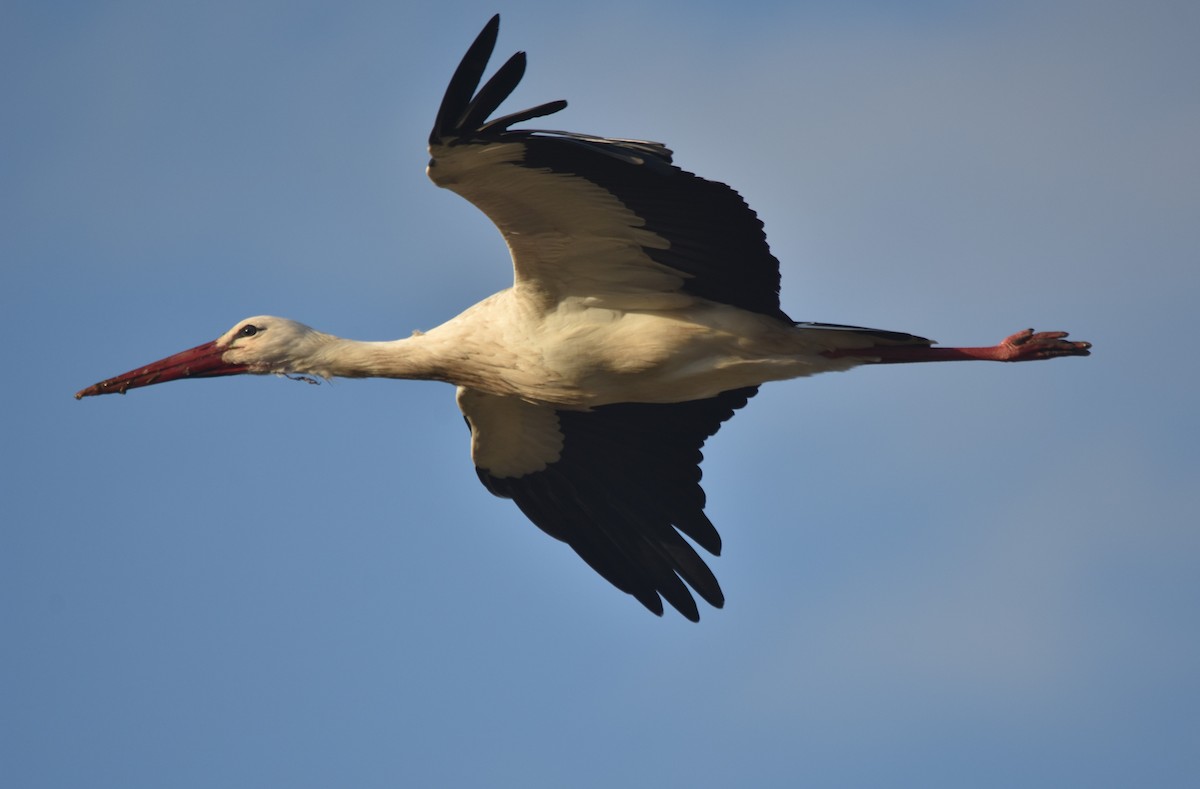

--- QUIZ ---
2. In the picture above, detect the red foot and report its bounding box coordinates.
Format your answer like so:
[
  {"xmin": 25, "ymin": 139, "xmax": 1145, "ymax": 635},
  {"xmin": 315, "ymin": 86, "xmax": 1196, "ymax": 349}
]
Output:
[
  {"xmin": 992, "ymin": 328, "xmax": 1092, "ymax": 361},
  {"xmin": 822, "ymin": 327, "xmax": 1092, "ymax": 364}
]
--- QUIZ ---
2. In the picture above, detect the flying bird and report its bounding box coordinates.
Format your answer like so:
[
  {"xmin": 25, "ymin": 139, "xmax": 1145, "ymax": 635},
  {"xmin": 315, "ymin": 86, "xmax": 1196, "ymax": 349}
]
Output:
[{"xmin": 76, "ymin": 16, "xmax": 1090, "ymax": 621}]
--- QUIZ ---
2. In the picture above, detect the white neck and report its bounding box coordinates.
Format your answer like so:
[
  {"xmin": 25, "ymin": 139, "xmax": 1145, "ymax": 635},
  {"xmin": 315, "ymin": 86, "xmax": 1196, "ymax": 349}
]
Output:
[{"xmin": 307, "ymin": 334, "xmax": 451, "ymax": 382}]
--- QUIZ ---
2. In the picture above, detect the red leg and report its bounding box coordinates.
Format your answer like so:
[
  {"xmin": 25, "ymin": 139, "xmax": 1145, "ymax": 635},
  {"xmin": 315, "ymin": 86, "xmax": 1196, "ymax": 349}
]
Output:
[{"xmin": 823, "ymin": 328, "xmax": 1092, "ymax": 364}]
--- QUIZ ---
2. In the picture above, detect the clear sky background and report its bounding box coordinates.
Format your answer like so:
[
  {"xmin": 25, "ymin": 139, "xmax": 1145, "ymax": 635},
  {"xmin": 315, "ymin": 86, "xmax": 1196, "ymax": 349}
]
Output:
[{"xmin": 4, "ymin": 1, "xmax": 1198, "ymax": 786}]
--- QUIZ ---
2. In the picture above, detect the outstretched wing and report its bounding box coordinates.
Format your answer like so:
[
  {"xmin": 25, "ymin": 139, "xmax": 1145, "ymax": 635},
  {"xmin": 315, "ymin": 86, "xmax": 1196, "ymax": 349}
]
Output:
[
  {"xmin": 428, "ymin": 15, "xmax": 792, "ymax": 321},
  {"xmin": 458, "ymin": 386, "xmax": 757, "ymax": 621}
]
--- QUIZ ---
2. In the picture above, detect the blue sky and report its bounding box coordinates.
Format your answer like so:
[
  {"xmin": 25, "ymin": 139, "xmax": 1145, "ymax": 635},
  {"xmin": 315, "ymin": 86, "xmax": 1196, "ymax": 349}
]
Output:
[{"xmin": 4, "ymin": 1, "xmax": 1198, "ymax": 786}]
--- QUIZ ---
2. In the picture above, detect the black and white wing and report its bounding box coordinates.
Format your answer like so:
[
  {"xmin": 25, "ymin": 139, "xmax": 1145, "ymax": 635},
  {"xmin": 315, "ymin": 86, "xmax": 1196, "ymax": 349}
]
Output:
[
  {"xmin": 459, "ymin": 387, "xmax": 756, "ymax": 622},
  {"xmin": 427, "ymin": 14, "xmax": 792, "ymax": 322}
]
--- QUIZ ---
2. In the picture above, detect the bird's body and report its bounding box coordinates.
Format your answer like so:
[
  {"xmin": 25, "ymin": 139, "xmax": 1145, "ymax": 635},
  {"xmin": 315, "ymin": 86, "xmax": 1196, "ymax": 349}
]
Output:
[
  {"xmin": 77, "ymin": 16, "xmax": 1090, "ymax": 621},
  {"xmin": 224, "ymin": 300, "xmax": 880, "ymax": 408}
]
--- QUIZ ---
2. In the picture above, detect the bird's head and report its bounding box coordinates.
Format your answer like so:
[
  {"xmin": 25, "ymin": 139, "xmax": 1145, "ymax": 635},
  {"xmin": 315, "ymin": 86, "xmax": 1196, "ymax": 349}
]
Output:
[{"xmin": 75, "ymin": 316, "xmax": 330, "ymax": 398}]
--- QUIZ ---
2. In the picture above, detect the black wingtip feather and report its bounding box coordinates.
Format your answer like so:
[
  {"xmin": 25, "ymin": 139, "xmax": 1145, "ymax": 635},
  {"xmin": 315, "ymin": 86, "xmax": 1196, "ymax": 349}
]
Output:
[
  {"xmin": 477, "ymin": 99, "xmax": 568, "ymax": 136},
  {"xmin": 431, "ymin": 16, "xmax": 568, "ymax": 145},
  {"xmin": 673, "ymin": 512, "xmax": 722, "ymax": 556},
  {"xmin": 457, "ymin": 51, "xmax": 527, "ymax": 133},
  {"xmin": 431, "ymin": 14, "xmax": 501, "ymax": 144}
]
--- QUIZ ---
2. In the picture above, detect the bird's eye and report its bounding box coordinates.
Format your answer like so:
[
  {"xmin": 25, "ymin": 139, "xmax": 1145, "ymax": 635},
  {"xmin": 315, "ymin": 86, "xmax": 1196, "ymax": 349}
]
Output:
[{"xmin": 238, "ymin": 325, "xmax": 259, "ymax": 337}]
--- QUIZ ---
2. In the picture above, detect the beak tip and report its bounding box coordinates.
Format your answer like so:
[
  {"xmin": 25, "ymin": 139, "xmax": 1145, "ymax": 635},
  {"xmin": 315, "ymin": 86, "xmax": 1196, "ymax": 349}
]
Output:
[{"xmin": 75, "ymin": 383, "xmax": 113, "ymax": 399}]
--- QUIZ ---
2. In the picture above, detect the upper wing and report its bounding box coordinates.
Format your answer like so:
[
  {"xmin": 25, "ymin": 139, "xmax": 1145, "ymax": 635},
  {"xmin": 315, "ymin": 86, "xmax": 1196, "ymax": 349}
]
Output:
[
  {"xmin": 428, "ymin": 15, "xmax": 791, "ymax": 321},
  {"xmin": 458, "ymin": 385, "xmax": 758, "ymax": 621}
]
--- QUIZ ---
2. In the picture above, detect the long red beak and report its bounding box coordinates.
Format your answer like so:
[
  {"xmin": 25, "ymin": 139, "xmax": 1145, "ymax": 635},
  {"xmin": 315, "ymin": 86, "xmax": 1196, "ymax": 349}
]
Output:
[{"xmin": 75, "ymin": 339, "xmax": 248, "ymax": 399}]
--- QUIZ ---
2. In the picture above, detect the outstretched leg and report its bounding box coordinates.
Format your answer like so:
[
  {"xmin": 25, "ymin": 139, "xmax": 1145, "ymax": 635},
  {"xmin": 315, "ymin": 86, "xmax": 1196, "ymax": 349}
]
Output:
[{"xmin": 823, "ymin": 328, "xmax": 1091, "ymax": 364}]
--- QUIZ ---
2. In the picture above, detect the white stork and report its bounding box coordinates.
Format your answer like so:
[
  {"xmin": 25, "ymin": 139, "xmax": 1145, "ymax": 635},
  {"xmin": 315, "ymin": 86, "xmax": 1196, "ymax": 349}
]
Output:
[{"xmin": 76, "ymin": 16, "xmax": 1090, "ymax": 621}]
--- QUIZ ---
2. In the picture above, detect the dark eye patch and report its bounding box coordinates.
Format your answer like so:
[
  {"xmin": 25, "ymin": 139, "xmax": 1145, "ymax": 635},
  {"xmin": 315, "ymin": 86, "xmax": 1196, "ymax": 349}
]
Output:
[{"xmin": 238, "ymin": 325, "xmax": 259, "ymax": 337}]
